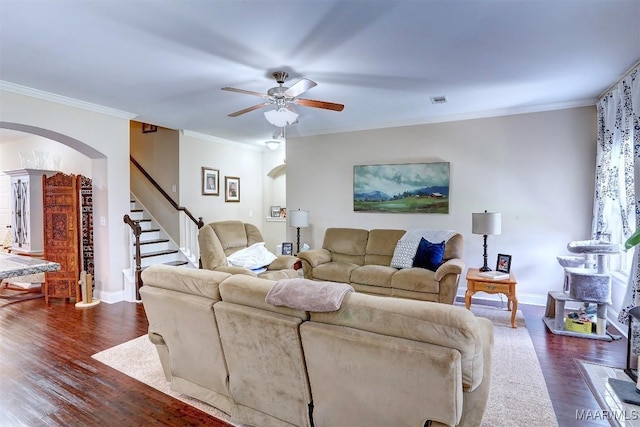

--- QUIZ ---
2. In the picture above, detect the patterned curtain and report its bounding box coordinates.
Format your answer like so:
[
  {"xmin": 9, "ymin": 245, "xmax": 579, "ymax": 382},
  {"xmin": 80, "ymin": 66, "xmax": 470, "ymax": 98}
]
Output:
[{"xmin": 594, "ymin": 64, "xmax": 640, "ymax": 325}]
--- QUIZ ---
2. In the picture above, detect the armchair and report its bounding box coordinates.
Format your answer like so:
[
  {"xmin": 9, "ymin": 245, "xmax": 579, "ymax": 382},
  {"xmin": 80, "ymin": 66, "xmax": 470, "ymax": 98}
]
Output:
[{"xmin": 199, "ymin": 220, "xmax": 300, "ymax": 280}]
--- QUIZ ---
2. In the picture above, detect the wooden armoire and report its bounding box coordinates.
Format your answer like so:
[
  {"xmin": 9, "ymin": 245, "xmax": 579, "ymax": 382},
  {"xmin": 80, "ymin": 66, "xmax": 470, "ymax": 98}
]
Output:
[{"xmin": 42, "ymin": 173, "xmax": 94, "ymax": 303}]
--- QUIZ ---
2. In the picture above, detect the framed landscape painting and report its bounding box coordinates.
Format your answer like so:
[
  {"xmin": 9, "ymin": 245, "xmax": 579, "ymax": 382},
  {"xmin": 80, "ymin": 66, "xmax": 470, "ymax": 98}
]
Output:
[{"xmin": 353, "ymin": 162, "xmax": 450, "ymax": 213}]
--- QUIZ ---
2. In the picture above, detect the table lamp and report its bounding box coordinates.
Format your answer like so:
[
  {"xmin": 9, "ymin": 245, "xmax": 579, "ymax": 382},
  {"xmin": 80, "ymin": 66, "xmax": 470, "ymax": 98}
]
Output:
[
  {"xmin": 289, "ymin": 209, "xmax": 309, "ymax": 255},
  {"xmin": 472, "ymin": 210, "xmax": 502, "ymax": 271}
]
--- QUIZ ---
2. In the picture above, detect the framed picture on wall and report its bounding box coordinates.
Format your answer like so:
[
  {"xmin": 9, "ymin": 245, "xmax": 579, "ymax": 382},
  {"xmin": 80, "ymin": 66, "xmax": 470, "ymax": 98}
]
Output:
[
  {"xmin": 202, "ymin": 167, "xmax": 219, "ymax": 196},
  {"xmin": 271, "ymin": 206, "xmax": 281, "ymax": 217},
  {"xmin": 225, "ymin": 176, "xmax": 240, "ymax": 202},
  {"xmin": 142, "ymin": 123, "xmax": 157, "ymax": 133}
]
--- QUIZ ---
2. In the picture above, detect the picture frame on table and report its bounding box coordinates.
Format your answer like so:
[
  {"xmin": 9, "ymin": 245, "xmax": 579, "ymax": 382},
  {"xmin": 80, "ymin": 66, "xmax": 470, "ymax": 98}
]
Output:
[
  {"xmin": 225, "ymin": 176, "xmax": 240, "ymax": 202},
  {"xmin": 271, "ymin": 206, "xmax": 281, "ymax": 218},
  {"xmin": 202, "ymin": 167, "xmax": 219, "ymax": 196},
  {"xmin": 496, "ymin": 254, "xmax": 512, "ymax": 273},
  {"xmin": 282, "ymin": 242, "xmax": 293, "ymax": 255}
]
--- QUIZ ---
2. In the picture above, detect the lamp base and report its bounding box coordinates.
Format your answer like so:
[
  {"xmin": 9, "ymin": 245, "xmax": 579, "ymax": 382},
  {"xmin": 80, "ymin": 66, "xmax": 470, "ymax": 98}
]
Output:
[{"xmin": 479, "ymin": 266, "xmax": 491, "ymax": 272}]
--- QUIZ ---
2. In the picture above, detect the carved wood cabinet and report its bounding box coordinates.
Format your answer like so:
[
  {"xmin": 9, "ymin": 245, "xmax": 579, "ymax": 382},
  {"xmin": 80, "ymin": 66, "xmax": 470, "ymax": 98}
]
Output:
[{"xmin": 43, "ymin": 173, "xmax": 94, "ymax": 303}]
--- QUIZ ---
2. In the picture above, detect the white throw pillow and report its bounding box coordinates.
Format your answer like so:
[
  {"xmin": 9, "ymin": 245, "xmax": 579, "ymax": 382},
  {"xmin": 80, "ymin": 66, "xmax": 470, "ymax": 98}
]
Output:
[{"xmin": 390, "ymin": 240, "xmax": 420, "ymax": 269}]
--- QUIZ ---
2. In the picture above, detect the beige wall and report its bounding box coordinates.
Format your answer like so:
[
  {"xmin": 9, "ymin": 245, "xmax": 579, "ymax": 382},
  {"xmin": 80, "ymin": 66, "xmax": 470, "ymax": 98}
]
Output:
[
  {"xmin": 0, "ymin": 89, "xmax": 131, "ymax": 302},
  {"xmin": 130, "ymin": 122, "xmax": 181, "ymax": 241},
  {"xmin": 178, "ymin": 132, "xmax": 265, "ymax": 228},
  {"xmin": 286, "ymin": 106, "xmax": 597, "ymax": 306},
  {"xmin": 0, "ymin": 88, "xmax": 599, "ymax": 307}
]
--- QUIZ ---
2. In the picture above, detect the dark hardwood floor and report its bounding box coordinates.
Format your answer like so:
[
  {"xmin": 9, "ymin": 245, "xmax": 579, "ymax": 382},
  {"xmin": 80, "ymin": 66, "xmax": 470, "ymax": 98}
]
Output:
[{"xmin": 0, "ymin": 287, "xmax": 628, "ymax": 427}]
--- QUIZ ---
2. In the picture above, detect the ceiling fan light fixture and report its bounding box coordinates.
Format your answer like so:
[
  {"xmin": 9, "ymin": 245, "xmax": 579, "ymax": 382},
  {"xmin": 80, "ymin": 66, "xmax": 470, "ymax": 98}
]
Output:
[
  {"xmin": 264, "ymin": 107, "xmax": 299, "ymax": 127},
  {"xmin": 265, "ymin": 140, "xmax": 281, "ymax": 150}
]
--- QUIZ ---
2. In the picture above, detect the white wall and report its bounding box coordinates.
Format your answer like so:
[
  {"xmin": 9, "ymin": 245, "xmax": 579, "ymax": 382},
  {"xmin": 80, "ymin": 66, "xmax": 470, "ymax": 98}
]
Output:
[
  {"xmin": 0, "ymin": 132, "xmax": 93, "ymax": 177},
  {"xmin": 178, "ymin": 132, "xmax": 264, "ymax": 227},
  {"xmin": 262, "ymin": 145, "xmax": 288, "ymax": 253},
  {"xmin": 0, "ymin": 89, "xmax": 131, "ymax": 303},
  {"xmin": 287, "ymin": 107, "xmax": 597, "ymax": 306}
]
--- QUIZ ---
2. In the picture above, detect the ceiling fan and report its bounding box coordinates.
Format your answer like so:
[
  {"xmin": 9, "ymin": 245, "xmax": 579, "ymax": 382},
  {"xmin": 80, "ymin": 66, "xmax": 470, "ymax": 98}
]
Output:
[{"xmin": 222, "ymin": 71, "xmax": 344, "ymax": 126}]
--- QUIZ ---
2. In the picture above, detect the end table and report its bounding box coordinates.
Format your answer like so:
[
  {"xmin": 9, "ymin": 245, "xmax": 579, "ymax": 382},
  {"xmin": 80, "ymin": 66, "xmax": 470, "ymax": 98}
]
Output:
[{"xmin": 465, "ymin": 267, "xmax": 518, "ymax": 328}]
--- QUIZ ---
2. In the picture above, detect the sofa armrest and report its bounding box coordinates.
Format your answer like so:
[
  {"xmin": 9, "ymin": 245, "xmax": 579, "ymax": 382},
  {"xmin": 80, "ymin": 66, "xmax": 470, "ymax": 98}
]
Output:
[
  {"xmin": 297, "ymin": 248, "xmax": 332, "ymax": 268},
  {"xmin": 214, "ymin": 265, "xmax": 259, "ymax": 277},
  {"xmin": 268, "ymin": 255, "xmax": 300, "ymax": 271},
  {"xmin": 433, "ymin": 258, "xmax": 465, "ymax": 281}
]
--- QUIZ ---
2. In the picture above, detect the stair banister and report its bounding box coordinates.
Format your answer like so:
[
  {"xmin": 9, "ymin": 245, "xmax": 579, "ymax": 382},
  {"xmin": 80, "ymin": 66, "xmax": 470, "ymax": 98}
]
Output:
[
  {"xmin": 123, "ymin": 214, "xmax": 143, "ymax": 300},
  {"xmin": 129, "ymin": 155, "xmax": 204, "ymax": 268},
  {"xmin": 129, "ymin": 156, "xmax": 203, "ymax": 228}
]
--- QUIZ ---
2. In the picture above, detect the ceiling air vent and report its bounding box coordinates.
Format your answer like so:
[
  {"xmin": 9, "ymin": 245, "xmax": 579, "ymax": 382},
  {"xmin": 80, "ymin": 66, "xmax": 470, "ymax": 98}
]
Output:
[{"xmin": 430, "ymin": 95, "xmax": 448, "ymax": 104}]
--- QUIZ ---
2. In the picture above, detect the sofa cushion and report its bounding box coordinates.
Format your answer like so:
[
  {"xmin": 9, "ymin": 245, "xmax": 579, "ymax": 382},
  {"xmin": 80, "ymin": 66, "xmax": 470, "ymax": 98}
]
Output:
[
  {"xmin": 211, "ymin": 220, "xmax": 250, "ymax": 253},
  {"xmin": 390, "ymin": 240, "xmax": 420, "ymax": 268},
  {"xmin": 219, "ymin": 274, "xmax": 308, "ymax": 321},
  {"xmin": 391, "ymin": 267, "xmax": 439, "ymax": 294},
  {"xmin": 309, "ymin": 292, "xmax": 486, "ymax": 392},
  {"xmin": 323, "ymin": 228, "xmax": 369, "ymax": 265},
  {"xmin": 364, "ymin": 229, "xmax": 406, "ymax": 266},
  {"xmin": 313, "ymin": 261, "xmax": 359, "ymax": 283},
  {"xmin": 140, "ymin": 264, "xmax": 231, "ymax": 300},
  {"xmin": 413, "ymin": 238, "xmax": 445, "ymax": 271},
  {"xmin": 351, "ymin": 265, "xmax": 396, "ymax": 288}
]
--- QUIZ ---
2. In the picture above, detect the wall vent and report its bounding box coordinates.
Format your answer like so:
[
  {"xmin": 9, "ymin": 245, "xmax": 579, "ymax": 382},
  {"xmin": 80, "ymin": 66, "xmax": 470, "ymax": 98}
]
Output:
[{"xmin": 430, "ymin": 95, "xmax": 448, "ymax": 104}]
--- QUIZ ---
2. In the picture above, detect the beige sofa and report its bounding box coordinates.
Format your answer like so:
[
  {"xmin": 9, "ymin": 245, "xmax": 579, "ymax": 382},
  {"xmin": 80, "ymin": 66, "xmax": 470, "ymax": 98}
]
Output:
[
  {"xmin": 298, "ymin": 228, "xmax": 465, "ymax": 304},
  {"xmin": 199, "ymin": 220, "xmax": 300, "ymax": 280},
  {"xmin": 140, "ymin": 264, "xmax": 494, "ymax": 427}
]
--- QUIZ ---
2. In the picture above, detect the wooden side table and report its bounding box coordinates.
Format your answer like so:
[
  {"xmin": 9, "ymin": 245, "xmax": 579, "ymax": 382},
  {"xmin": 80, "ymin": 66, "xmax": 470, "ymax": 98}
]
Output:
[{"xmin": 465, "ymin": 268, "xmax": 518, "ymax": 328}]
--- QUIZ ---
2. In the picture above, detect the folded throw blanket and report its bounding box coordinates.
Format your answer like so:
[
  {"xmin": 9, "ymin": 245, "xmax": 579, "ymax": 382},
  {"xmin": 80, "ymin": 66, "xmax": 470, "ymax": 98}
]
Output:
[{"xmin": 266, "ymin": 278, "xmax": 354, "ymax": 312}]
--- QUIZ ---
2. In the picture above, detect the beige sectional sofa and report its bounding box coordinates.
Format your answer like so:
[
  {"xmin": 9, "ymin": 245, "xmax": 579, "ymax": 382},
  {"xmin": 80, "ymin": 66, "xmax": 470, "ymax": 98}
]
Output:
[
  {"xmin": 298, "ymin": 228, "xmax": 465, "ymax": 304},
  {"xmin": 140, "ymin": 264, "xmax": 494, "ymax": 427}
]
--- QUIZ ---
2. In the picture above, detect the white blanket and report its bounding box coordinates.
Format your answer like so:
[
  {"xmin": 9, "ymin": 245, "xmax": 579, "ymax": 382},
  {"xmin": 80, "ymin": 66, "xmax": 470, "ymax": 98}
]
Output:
[
  {"xmin": 400, "ymin": 229, "xmax": 457, "ymax": 245},
  {"xmin": 227, "ymin": 242, "xmax": 277, "ymax": 270}
]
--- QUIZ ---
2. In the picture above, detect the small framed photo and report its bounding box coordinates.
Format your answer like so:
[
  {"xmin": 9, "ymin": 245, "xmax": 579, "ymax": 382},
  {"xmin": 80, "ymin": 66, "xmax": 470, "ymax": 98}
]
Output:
[
  {"xmin": 225, "ymin": 176, "xmax": 240, "ymax": 202},
  {"xmin": 280, "ymin": 207, "xmax": 287, "ymax": 218},
  {"xmin": 282, "ymin": 242, "xmax": 293, "ymax": 255},
  {"xmin": 202, "ymin": 167, "xmax": 219, "ymax": 196},
  {"xmin": 496, "ymin": 254, "xmax": 512, "ymax": 273},
  {"xmin": 142, "ymin": 123, "xmax": 157, "ymax": 133},
  {"xmin": 271, "ymin": 206, "xmax": 281, "ymax": 218}
]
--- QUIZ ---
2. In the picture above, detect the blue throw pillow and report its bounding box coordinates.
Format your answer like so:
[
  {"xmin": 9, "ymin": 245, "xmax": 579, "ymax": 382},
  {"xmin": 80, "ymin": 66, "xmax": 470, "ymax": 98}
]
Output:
[{"xmin": 412, "ymin": 238, "xmax": 445, "ymax": 271}]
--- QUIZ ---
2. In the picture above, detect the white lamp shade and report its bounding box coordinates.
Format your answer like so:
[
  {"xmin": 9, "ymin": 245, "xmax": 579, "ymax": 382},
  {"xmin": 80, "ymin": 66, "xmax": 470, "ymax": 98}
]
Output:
[
  {"xmin": 264, "ymin": 108, "xmax": 299, "ymax": 127},
  {"xmin": 289, "ymin": 209, "xmax": 309, "ymax": 228},
  {"xmin": 472, "ymin": 212, "xmax": 501, "ymax": 235}
]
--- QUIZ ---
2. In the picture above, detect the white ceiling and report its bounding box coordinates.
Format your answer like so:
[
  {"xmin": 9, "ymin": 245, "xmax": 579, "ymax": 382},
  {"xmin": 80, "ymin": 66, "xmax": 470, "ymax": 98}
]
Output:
[{"xmin": 1, "ymin": 0, "xmax": 639, "ymax": 148}]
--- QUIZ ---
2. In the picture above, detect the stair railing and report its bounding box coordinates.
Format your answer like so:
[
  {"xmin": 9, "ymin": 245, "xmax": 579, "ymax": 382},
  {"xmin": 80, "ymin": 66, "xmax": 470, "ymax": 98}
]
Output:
[
  {"xmin": 124, "ymin": 156, "xmax": 205, "ymax": 298},
  {"xmin": 123, "ymin": 214, "xmax": 143, "ymax": 300}
]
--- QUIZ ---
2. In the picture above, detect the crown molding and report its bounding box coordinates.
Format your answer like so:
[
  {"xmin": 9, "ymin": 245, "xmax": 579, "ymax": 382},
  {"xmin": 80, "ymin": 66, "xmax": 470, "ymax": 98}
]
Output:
[
  {"xmin": 0, "ymin": 81, "xmax": 137, "ymax": 119},
  {"xmin": 301, "ymin": 98, "xmax": 597, "ymax": 138},
  {"xmin": 181, "ymin": 130, "xmax": 263, "ymax": 152}
]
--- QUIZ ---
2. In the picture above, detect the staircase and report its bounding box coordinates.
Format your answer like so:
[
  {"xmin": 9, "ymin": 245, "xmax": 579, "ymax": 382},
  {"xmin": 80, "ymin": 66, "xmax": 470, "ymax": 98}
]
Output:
[{"xmin": 123, "ymin": 197, "xmax": 196, "ymax": 301}]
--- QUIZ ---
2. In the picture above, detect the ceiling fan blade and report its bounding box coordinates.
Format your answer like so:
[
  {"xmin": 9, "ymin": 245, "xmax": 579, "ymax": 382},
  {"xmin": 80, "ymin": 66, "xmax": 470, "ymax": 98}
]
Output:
[
  {"xmin": 222, "ymin": 87, "xmax": 269, "ymax": 99},
  {"xmin": 284, "ymin": 78, "xmax": 317, "ymax": 98},
  {"xmin": 228, "ymin": 102, "xmax": 270, "ymax": 117},
  {"xmin": 296, "ymin": 98, "xmax": 345, "ymax": 112}
]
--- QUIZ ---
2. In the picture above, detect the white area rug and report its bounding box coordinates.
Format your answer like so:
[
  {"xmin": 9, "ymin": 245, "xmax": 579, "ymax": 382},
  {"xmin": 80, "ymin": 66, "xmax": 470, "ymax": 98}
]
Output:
[
  {"xmin": 92, "ymin": 304, "xmax": 557, "ymax": 427},
  {"xmin": 471, "ymin": 305, "xmax": 558, "ymax": 427}
]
